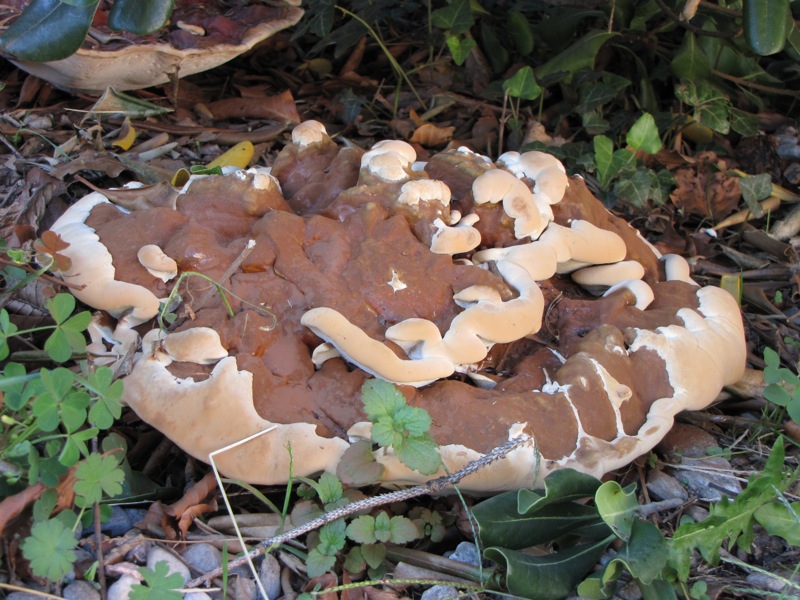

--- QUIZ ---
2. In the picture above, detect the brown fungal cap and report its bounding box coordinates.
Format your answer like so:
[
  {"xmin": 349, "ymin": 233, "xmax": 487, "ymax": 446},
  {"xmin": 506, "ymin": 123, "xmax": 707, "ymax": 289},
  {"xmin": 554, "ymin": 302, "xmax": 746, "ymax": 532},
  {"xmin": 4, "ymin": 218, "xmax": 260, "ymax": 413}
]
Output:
[{"xmin": 54, "ymin": 121, "xmax": 747, "ymax": 491}]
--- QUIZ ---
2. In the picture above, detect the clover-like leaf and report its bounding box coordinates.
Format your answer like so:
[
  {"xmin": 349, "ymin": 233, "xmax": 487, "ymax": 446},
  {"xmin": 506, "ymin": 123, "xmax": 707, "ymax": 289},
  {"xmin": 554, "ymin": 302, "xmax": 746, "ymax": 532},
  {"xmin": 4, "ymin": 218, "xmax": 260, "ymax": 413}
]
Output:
[
  {"xmin": 130, "ymin": 561, "xmax": 184, "ymax": 600},
  {"xmin": 21, "ymin": 518, "xmax": 78, "ymax": 582},
  {"xmin": 74, "ymin": 452, "xmax": 124, "ymax": 505}
]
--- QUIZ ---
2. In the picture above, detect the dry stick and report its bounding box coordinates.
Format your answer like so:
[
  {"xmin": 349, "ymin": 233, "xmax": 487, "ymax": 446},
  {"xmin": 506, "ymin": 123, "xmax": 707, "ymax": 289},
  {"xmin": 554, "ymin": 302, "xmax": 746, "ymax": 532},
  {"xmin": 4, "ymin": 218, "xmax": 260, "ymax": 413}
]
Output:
[{"xmin": 186, "ymin": 434, "xmax": 532, "ymax": 589}]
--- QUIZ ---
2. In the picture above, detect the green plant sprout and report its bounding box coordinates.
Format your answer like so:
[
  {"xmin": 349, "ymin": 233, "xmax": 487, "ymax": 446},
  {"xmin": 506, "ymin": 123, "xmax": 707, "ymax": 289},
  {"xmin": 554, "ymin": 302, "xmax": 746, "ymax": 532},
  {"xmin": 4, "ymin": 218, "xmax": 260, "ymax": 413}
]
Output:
[
  {"xmin": 763, "ymin": 346, "xmax": 800, "ymax": 423},
  {"xmin": 157, "ymin": 271, "xmax": 277, "ymax": 333}
]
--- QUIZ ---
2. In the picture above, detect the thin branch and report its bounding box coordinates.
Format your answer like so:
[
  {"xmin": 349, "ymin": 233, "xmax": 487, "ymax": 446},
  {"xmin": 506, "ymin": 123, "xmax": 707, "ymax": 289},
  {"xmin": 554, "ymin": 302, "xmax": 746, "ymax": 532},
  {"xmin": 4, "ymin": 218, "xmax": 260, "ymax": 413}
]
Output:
[
  {"xmin": 186, "ymin": 435, "xmax": 532, "ymax": 589},
  {"xmin": 652, "ymin": 0, "xmax": 738, "ymax": 38},
  {"xmin": 712, "ymin": 69, "xmax": 800, "ymax": 98}
]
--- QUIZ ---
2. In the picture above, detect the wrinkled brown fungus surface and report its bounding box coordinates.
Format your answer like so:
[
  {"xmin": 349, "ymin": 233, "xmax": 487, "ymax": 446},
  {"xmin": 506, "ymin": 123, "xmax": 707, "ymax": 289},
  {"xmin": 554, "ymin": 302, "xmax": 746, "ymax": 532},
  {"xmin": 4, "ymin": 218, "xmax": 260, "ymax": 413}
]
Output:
[{"xmin": 51, "ymin": 122, "xmax": 747, "ymax": 491}]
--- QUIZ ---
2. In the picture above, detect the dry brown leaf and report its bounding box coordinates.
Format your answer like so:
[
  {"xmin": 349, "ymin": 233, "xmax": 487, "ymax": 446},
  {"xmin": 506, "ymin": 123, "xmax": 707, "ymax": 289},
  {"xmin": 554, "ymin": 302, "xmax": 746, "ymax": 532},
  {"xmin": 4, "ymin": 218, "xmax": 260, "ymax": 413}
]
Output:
[
  {"xmin": 305, "ymin": 572, "xmax": 339, "ymax": 600},
  {"xmin": 409, "ymin": 123, "xmax": 455, "ymax": 147},
  {"xmin": 0, "ymin": 482, "xmax": 46, "ymax": 536},
  {"xmin": 207, "ymin": 90, "xmax": 300, "ymax": 124},
  {"xmin": 165, "ymin": 471, "xmax": 218, "ymax": 519},
  {"xmin": 670, "ymin": 152, "xmax": 741, "ymax": 220}
]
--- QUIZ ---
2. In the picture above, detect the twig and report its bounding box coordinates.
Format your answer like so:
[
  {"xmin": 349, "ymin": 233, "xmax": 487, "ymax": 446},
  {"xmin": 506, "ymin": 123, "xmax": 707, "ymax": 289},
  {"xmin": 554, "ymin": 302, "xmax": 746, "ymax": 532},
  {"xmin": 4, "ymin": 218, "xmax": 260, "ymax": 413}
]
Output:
[
  {"xmin": 186, "ymin": 435, "xmax": 532, "ymax": 589},
  {"xmin": 195, "ymin": 240, "xmax": 256, "ymax": 311},
  {"xmin": 652, "ymin": 0, "xmax": 738, "ymax": 37},
  {"xmin": 712, "ymin": 69, "xmax": 800, "ymax": 97}
]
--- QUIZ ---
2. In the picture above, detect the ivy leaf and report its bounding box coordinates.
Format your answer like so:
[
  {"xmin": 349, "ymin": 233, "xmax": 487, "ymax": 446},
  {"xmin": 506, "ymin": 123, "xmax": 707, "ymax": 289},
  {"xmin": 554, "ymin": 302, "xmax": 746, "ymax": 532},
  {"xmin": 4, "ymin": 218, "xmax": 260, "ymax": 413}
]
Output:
[
  {"xmin": 74, "ymin": 452, "xmax": 125, "ymax": 506},
  {"xmin": 593, "ymin": 135, "xmax": 614, "ymax": 187},
  {"xmin": 503, "ymin": 66, "xmax": 542, "ymax": 101},
  {"xmin": 739, "ymin": 173, "xmax": 773, "ymax": 216},
  {"xmin": 445, "ymin": 33, "xmax": 476, "ymax": 66},
  {"xmin": 130, "ymin": 561, "xmax": 184, "ymax": 600},
  {"xmin": 431, "ymin": 0, "xmax": 474, "ymax": 34},
  {"xmin": 21, "ymin": 519, "xmax": 78, "ymax": 582},
  {"xmin": 670, "ymin": 32, "xmax": 711, "ymax": 80},
  {"xmin": 626, "ymin": 112, "xmax": 662, "ymax": 154}
]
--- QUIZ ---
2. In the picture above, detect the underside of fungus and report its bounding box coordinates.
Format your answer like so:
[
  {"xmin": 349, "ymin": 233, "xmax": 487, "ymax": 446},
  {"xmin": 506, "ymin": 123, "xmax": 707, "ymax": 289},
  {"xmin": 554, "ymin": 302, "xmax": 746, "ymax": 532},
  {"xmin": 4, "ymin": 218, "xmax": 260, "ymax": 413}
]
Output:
[{"xmin": 50, "ymin": 122, "xmax": 747, "ymax": 492}]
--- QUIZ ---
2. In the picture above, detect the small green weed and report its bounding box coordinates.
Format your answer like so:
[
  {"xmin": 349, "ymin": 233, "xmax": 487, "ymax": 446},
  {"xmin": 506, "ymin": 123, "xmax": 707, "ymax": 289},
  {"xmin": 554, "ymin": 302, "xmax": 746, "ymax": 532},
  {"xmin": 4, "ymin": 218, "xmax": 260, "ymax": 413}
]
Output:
[
  {"xmin": 1, "ymin": 236, "xmax": 128, "ymax": 583},
  {"xmin": 763, "ymin": 346, "xmax": 800, "ymax": 423}
]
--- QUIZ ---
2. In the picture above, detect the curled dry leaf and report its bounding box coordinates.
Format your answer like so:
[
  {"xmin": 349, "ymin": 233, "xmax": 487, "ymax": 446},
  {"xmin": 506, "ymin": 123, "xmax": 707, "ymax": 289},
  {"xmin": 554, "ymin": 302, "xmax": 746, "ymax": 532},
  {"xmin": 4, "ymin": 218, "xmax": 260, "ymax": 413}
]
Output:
[
  {"xmin": 409, "ymin": 123, "xmax": 455, "ymax": 147},
  {"xmin": 207, "ymin": 90, "xmax": 301, "ymax": 124},
  {"xmin": 670, "ymin": 151, "xmax": 741, "ymax": 220}
]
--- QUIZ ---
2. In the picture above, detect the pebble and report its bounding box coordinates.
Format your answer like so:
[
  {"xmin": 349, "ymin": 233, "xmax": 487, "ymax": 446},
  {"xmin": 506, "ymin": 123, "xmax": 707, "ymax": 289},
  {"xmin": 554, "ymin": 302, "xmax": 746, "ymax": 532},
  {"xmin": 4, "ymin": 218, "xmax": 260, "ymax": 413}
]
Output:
[
  {"xmin": 420, "ymin": 585, "xmax": 459, "ymax": 600},
  {"xmin": 233, "ymin": 575, "xmax": 257, "ymax": 600},
  {"xmin": 62, "ymin": 580, "xmax": 101, "ymax": 600},
  {"xmin": 107, "ymin": 574, "xmax": 138, "ymax": 600},
  {"xmin": 446, "ymin": 542, "xmax": 481, "ymax": 567},
  {"xmin": 183, "ymin": 543, "xmax": 223, "ymax": 573},
  {"xmin": 669, "ymin": 456, "xmax": 742, "ymax": 502},
  {"xmin": 147, "ymin": 546, "xmax": 191, "ymax": 583},
  {"xmin": 84, "ymin": 506, "xmax": 132, "ymax": 538},
  {"xmin": 184, "ymin": 593, "xmax": 213, "ymax": 600},
  {"xmin": 258, "ymin": 554, "xmax": 282, "ymax": 600},
  {"xmin": 646, "ymin": 470, "xmax": 689, "ymax": 501},
  {"xmin": 5, "ymin": 593, "xmax": 46, "ymax": 600}
]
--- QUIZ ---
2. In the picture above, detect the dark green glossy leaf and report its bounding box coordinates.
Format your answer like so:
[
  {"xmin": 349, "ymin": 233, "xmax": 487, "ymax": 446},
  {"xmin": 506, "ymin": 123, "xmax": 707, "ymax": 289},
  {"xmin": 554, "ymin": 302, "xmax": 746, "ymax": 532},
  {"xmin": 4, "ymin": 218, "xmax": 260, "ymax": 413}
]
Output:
[
  {"xmin": 431, "ymin": 0, "xmax": 474, "ymax": 34},
  {"xmin": 445, "ymin": 34, "xmax": 476, "ymax": 66},
  {"xmin": 0, "ymin": 0, "xmax": 99, "ymax": 62},
  {"xmin": 536, "ymin": 31, "xmax": 617, "ymax": 84},
  {"xmin": 517, "ymin": 468, "xmax": 603, "ymax": 513},
  {"xmin": 485, "ymin": 536, "xmax": 613, "ymax": 600},
  {"xmin": 503, "ymin": 66, "xmax": 541, "ymax": 100},
  {"xmin": 508, "ymin": 11, "xmax": 534, "ymax": 55},
  {"xmin": 474, "ymin": 494, "xmax": 606, "ymax": 549},
  {"xmin": 670, "ymin": 32, "xmax": 710, "ymax": 80},
  {"xmin": 480, "ymin": 20, "xmax": 509, "ymax": 73},
  {"xmin": 108, "ymin": 0, "xmax": 174, "ymax": 34},
  {"xmin": 743, "ymin": 0, "xmax": 789, "ymax": 55},
  {"xmin": 627, "ymin": 113, "xmax": 661, "ymax": 154}
]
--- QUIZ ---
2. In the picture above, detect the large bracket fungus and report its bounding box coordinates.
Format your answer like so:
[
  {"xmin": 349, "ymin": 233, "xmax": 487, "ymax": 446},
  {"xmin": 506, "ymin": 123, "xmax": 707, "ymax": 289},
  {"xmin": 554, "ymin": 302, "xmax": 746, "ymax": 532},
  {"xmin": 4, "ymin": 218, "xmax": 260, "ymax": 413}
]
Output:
[{"xmin": 50, "ymin": 122, "xmax": 747, "ymax": 491}]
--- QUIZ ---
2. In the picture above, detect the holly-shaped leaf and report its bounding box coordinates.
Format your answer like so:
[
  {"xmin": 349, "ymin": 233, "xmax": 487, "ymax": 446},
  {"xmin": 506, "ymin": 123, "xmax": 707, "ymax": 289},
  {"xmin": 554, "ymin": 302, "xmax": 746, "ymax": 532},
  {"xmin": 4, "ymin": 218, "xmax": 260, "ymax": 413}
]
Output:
[
  {"xmin": 74, "ymin": 452, "xmax": 124, "ymax": 506},
  {"xmin": 21, "ymin": 518, "xmax": 78, "ymax": 582},
  {"xmin": 130, "ymin": 561, "xmax": 184, "ymax": 600}
]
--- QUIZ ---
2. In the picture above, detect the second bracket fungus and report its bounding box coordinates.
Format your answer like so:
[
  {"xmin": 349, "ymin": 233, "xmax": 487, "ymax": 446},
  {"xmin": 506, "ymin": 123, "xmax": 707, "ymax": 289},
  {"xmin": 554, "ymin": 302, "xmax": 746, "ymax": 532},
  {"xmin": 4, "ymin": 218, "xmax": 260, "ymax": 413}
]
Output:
[{"xmin": 50, "ymin": 122, "xmax": 747, "ymax": 492}]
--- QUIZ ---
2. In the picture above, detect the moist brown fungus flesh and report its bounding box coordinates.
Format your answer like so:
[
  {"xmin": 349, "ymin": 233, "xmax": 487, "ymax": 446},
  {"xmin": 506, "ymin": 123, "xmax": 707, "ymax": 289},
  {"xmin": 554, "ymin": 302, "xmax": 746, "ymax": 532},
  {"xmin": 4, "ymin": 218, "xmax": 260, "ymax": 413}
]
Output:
[{"xmin": 50, "ymin": 123, "xmax": 746, "ymax": 492}]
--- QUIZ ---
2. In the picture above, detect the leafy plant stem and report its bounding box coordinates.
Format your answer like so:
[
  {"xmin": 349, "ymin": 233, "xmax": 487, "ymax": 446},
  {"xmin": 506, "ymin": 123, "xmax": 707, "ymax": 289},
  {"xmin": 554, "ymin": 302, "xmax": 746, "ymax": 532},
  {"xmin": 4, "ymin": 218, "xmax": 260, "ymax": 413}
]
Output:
[
  {"xmin": 91, "ymin": 440, "xmax": 109, "ymax": 597},
  {"xmin": 711, "ymin": 69, "xmax": 800, "ymax": 97},
  {"xmin": 336, "ymin": 7, "xmax": 424, "ymax": 107},
  {"xmin": 187, "ymin": 435, "xmax": 532, "ymax": 589},
  {"xmin": 384, "ymin": 546, "xmax": 496, "ymax": 587},
  {"xmin": 307, "ymin": 578, "xmax": 488, "ymax": 596}
]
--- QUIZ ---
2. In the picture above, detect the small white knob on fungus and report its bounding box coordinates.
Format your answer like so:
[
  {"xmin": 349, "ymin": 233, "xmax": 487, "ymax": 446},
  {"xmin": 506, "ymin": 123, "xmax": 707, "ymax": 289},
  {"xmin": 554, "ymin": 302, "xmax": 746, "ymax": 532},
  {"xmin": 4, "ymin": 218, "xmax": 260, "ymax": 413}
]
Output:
[
  {"xmin": 137, "ymin": 244, "xmax": 178, "ymax": 282},
  {"xmin": 292, "ymin": 120, "xmax": 328, "ymax": 146}
]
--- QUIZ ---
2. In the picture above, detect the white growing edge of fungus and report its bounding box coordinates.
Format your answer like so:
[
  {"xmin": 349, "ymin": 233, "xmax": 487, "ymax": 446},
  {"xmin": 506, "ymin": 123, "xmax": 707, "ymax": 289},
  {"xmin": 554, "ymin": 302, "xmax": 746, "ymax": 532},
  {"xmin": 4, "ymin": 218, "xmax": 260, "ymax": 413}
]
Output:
[{"xmin": 48, "ymin": 123, "xmax": 747, "ymax": 492}]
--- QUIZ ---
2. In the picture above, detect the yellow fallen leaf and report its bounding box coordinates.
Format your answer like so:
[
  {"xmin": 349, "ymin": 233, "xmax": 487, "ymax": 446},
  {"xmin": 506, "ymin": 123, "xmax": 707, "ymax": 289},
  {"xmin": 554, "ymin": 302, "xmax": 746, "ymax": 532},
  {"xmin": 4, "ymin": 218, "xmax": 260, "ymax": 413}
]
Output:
[
  {"xmin": 713, "ymin": 196, "xmax": 781, "ymax": 231},
  {"xmin": 206, "ymin": 141, "xmax": 255, "ymax": 169},
  {"xmin": 111, "ymin": 118, "xmax": 137, "ymax": 151},
  {"xmin": 719, "ymin": 273, "xmax": 742, "ymax": 305}
]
